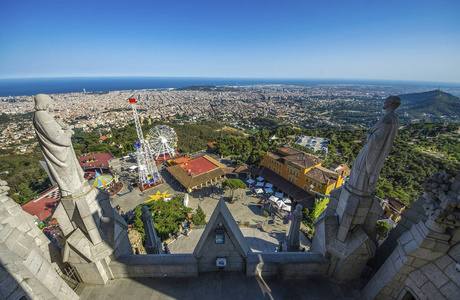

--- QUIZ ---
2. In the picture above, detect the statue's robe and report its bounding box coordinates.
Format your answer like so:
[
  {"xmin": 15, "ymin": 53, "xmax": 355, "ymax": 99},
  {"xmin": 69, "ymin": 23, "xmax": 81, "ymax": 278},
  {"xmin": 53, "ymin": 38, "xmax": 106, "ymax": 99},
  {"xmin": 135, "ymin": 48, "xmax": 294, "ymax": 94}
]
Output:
[
  {"xmin": 347, "ymin": 112, "xmax": 399, "ymax": 195},
  {"xmin": 33, "ymin": 111, "xmax": 87, "ymax": 197}
]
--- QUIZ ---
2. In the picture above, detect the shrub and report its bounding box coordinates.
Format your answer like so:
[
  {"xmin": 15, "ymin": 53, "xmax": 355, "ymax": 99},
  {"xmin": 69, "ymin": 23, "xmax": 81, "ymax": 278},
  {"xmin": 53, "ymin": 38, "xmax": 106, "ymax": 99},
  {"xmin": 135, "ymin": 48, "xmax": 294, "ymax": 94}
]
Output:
[{"xmin": 192, "ymin": 205, "xmax": 207, "ymax": 225}]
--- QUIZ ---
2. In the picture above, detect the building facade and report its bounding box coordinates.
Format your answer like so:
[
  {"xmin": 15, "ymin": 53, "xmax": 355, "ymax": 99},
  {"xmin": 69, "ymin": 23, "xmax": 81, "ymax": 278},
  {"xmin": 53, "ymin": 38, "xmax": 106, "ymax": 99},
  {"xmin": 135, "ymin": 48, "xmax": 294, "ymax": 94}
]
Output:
[
  {"xmin": 166, "ymin": 155, "xmax": 227, "ymax": 192},
  {"xmin": 263, "ymin": 147, "xmax": 345, "ymax": 196}
]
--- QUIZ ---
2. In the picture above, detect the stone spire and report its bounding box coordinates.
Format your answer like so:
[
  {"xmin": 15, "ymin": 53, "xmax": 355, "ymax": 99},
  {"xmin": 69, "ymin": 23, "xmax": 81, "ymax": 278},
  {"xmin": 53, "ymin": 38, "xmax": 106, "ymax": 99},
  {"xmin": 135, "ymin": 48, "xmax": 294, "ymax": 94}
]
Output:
[
  {"xmin": 287, "ymin": 204, "xmax": 303, "ymax": 251},
  {"xmin": 141, "ymin": 205, "xmax": 164, "ymax": 254}
]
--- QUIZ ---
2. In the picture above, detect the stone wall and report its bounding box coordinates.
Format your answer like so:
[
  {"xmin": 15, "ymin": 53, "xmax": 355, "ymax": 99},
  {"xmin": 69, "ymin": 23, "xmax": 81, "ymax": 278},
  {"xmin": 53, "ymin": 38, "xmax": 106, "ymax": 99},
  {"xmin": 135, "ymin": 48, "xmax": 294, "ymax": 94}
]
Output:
[
  {"xmin": 361, "ymin": 221, "xmax": 459, "ymax": 300},
  {"xmin": 362, "ymin": 172, "xmax": 460, "ymax": 300},
  {"xmin": 0, "ymin": 180, "xmax": 78, "ymax": 300},
  {"xmin": 197, "ymin": 230, "xmax": 246, "ymax": 273},
  {"xmin": 107, "ymin": 252, "xmax": 331, "ymax": 280},
  {"xmin": 399, "ymin": 252, "xmax": 460, "ymax": 300},
  {"xmin": 246, "ymin": 252, "xmax": 329, "ymax": 278},
  {"xmin": 373, "ymin": 196, "xmax": 428, "ymax": 269},
  {"xmin": 109, "ymin": 254, "xmax": 198, "ymax": 278}
]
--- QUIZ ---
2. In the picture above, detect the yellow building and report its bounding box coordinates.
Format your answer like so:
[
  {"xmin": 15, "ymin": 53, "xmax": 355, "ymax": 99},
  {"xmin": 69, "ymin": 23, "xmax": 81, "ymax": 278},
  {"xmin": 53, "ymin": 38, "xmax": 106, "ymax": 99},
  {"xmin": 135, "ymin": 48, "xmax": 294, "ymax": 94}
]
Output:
[{"xmin": 262, "ymin": 147, "xmax": 345, "ymax": 196}]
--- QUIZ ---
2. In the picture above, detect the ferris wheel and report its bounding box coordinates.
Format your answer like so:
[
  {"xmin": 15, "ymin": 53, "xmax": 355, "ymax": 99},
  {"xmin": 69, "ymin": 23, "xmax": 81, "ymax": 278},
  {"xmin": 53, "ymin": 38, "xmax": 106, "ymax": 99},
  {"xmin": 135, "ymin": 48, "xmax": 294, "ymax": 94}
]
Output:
[{"xmin": 147, "ymin": 125, "xmax": 178, "ymax": 159}]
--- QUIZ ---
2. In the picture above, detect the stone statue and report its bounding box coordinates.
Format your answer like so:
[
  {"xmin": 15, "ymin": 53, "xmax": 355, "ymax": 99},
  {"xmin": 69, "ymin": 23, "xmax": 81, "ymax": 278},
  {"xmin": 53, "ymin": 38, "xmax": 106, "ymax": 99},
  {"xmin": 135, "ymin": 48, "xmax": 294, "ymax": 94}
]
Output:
[
  {"xmin": 163, "ymin": 242, "xmax": 170, "ymax": 254},
  {"xmin": 0, "ymin": 180, "xmax": 9, "ymax": 201},
  {"xmin": 287, "ymin": 204, "xmax": 303, "ymax": 251},
  {"xmin": 346, "ymin": 96, "xmax": 401, "ymax": 196},
  {"xmin": 140, "ymin": 205, "xmax": 163, "ymax": 254},
  {"xmin": 33, "ymin": 94, "xmax": 89, "ymax": 197}
]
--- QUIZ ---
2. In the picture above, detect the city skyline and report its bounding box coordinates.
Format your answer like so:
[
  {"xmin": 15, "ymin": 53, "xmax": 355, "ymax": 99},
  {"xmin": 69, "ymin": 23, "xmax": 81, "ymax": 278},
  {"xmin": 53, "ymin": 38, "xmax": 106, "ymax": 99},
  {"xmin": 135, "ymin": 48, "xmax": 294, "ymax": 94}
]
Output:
[{"xmin": 1, "ymin": 0, "xmax": 459, "ymax": 83}]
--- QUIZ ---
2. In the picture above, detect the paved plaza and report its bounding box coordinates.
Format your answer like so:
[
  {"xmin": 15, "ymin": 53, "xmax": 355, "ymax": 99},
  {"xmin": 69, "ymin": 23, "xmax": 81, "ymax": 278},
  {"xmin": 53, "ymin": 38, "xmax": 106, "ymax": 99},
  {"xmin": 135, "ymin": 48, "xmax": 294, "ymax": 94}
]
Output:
[
  {"xmin": 108, "ymin": 156, "xmax": 311, "ymax": 253},
  {"xmin": 168, "ymin": 227, "xmax": 310, "ymax": 253}
]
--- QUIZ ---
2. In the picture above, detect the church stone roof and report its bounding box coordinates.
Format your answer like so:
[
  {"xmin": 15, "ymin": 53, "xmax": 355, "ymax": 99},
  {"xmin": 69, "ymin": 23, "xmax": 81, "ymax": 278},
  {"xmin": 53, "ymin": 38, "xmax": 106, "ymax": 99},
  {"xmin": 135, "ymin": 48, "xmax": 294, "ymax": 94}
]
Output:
[{"xmin": 193, "ymin": 198, "xmax": 249, "ymax": 259}]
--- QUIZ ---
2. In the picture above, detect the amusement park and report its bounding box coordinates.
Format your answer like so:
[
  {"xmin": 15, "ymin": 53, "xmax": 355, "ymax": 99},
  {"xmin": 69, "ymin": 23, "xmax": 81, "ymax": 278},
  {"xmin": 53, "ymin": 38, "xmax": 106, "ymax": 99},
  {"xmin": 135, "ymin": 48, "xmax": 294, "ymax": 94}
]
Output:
[{"xmin": 20, "ymin": 95, "xmax": 310, "ymax": 267}]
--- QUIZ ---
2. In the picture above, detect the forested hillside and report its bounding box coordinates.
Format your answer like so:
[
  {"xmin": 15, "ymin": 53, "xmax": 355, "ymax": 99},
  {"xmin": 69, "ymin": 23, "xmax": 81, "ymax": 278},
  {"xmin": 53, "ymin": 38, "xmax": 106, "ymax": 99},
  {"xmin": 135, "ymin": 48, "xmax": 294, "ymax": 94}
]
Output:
[
  {"xmin": 398, "ymin": 90, "xmax": 460, "ymax": 123},
  {"xmin": 1, "ymin": 121, "xmax": 458, "ymax": 206},
  {"xmin": 212, "ymin": 122, "xmax": 460, "ymax": 204}
]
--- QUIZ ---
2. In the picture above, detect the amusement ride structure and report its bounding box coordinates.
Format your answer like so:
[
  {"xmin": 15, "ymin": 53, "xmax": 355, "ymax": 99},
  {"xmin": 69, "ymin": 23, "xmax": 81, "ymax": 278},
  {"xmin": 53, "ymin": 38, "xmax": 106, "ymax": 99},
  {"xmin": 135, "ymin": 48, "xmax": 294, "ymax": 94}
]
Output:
[
  {"xmin": 147, "ymin": 125, "xmax": 178, "ymax": 160},
  {"xmin": 129, "ymin": 98, "xmax": 162, "ymax": 188}
]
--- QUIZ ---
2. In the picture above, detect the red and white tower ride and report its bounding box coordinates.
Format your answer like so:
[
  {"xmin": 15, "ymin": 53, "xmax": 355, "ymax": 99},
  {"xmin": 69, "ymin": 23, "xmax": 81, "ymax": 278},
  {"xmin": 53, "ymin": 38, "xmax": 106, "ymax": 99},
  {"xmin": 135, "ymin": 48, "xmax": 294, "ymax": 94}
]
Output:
[{"xmin": 129, "ymin": 97, "xmax": 162, "ymax": 188}]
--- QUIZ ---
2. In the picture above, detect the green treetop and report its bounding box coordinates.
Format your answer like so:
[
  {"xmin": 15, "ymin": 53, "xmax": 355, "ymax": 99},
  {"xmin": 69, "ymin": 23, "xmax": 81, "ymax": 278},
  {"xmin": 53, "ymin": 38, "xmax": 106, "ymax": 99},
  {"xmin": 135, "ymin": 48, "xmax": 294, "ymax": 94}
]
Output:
[{"xmin": 222, "ymin": 178, "xmax": 246, "ymax": 198}]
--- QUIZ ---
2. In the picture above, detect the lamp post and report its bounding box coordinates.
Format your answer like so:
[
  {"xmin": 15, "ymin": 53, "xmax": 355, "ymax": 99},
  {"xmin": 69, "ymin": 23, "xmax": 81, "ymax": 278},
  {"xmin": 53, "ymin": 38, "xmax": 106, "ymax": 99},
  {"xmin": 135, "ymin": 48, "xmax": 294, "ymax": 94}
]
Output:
[{"xmin": 309, "ymin": 184, "xmax": 330, "ymax": 202}]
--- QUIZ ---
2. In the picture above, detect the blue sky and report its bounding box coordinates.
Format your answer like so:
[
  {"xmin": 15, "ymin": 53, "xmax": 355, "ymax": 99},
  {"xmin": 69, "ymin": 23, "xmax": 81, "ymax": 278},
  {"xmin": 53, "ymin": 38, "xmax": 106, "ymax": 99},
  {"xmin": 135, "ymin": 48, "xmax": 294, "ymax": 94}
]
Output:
[{"xmin": 0, "ymin": 0, "xmax": 459, "ymax": 82}]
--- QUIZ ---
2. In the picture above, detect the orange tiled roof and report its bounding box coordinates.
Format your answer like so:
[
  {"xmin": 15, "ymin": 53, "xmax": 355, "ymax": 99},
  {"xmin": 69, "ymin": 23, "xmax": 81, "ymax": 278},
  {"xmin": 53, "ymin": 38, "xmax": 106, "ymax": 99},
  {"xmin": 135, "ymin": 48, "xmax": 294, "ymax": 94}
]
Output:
[
  {"xmin": 285, "ymin": 152, "xmax": 324, "ymax": 169},
  {"xmin": 305, "ymin": 166, "xmax": 339, "ymax": 185}
]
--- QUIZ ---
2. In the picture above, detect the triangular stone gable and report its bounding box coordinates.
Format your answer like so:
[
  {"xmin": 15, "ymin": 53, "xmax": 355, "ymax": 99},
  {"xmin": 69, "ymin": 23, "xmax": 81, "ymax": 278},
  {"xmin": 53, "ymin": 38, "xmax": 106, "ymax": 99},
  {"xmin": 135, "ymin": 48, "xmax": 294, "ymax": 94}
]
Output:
[{"xmin": 193, "ymin": 199, "xmax": 250, "ymax": 272}]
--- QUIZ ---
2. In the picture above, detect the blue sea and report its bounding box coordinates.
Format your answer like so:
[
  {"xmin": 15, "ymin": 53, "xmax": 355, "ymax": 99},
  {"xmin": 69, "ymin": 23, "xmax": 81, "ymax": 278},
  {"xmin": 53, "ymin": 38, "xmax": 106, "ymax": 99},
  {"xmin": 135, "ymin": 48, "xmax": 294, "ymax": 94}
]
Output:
[{"xmin": 0, "ymin": 76, "xmax": 459, "ymax": 97}]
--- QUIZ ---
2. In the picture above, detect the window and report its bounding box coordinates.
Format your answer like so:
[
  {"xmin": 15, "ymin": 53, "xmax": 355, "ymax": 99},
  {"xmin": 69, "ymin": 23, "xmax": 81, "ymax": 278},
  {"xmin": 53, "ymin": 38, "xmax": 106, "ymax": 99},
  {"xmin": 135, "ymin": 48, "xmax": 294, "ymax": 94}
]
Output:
[
  {"xmin": 401, "ymin": 291, "xmax": 416, "ymax": 300},
  {"xmin": 215, "ymin": 223, "xmax": 225, "ymax": 244},
  {"xmin": 215, "ymin": 232, "xmax": 225, "ymax": 244},
  {"xmin": 314, "ymin": 182, "xmax": 317, "ymax": 186},
  {"xmin": 268, "ymin": 165, "xmax": 271, "ymax": 169},
  {"xmin": 318, "ymin": 184, "xmax": 321, "ymax": 188}
]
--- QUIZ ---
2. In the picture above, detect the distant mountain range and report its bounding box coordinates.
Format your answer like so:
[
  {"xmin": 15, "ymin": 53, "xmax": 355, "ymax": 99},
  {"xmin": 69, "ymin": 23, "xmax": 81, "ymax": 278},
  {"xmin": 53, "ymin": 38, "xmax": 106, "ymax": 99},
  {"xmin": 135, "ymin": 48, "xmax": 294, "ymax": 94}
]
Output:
[{"xmin": 398, "ymin": 90, "xmax": 460, "ymax": 123}]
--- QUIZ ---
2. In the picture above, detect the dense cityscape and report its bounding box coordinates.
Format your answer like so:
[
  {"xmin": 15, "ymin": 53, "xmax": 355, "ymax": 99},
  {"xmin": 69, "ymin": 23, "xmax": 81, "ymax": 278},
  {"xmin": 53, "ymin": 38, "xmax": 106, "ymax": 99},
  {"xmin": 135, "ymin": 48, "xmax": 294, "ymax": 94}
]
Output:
[
  {"xmin": 2, "ymin": 83, "xmax": 460, "ymax": 155},
  {"xmin": 1, "ymin": 0, "xmax": 460, "ymax": 297},
  {"xmin": 1, "ymin": 83, "xmax": 459, "ymax": 299}
]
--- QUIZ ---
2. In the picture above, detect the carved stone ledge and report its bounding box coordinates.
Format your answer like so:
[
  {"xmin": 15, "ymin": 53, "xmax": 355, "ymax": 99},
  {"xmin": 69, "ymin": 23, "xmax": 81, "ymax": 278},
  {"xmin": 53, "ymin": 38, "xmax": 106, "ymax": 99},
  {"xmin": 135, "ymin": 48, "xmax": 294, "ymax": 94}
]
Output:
[{"xmin": 422, "ymin": 172, "xmax": 460, "ymax": 233}]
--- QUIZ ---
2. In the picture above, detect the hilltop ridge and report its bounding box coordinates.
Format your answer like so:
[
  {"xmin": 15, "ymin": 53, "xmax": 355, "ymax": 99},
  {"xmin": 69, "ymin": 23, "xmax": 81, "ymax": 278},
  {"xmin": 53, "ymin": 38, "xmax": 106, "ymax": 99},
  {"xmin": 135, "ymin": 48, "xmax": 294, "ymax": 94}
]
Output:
[{"xmin": 398, "ymin": 90, "xmax": 460, "ymax": 123}]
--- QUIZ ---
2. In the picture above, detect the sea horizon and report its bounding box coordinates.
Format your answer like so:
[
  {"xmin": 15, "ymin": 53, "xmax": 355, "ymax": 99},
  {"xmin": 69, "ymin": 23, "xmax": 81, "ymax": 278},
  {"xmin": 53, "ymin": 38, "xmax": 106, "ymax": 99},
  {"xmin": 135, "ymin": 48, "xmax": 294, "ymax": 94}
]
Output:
[{"xmin": 1, "ymin": 76, "xmax": 460, "ymax": 97}]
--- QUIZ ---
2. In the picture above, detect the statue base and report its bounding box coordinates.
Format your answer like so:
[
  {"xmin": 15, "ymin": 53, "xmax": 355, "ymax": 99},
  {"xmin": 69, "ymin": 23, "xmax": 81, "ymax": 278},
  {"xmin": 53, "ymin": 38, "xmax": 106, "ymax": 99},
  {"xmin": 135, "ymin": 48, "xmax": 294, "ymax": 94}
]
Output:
[
  {"xmin": 53, "ymin": 184, "xmax": 132, "ymax": 284},
  {"xmin": 311, "ymin": 185, "xmax": 381, "ymax": 281}
]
